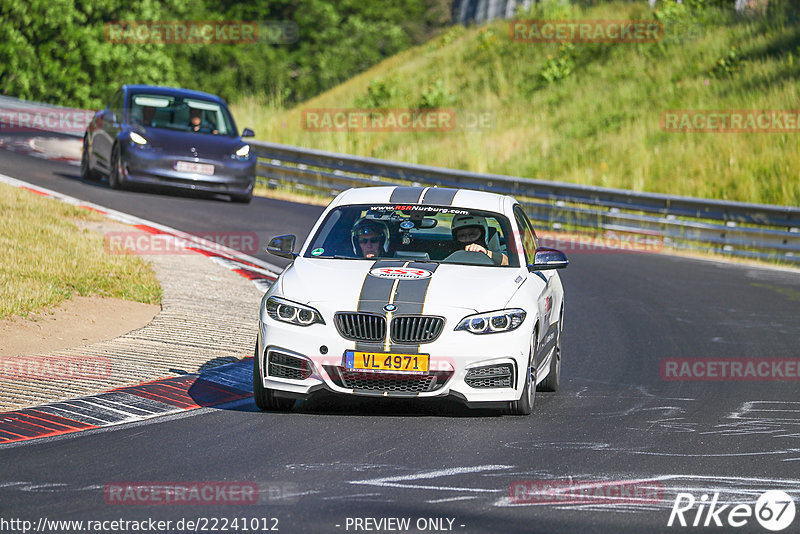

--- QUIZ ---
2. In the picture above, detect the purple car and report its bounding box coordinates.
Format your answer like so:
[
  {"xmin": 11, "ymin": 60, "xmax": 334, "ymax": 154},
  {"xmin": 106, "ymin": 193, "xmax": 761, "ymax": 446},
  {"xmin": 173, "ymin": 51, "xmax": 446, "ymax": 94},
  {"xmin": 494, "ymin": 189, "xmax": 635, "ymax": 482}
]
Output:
[{"xmin": 82, "ymin": 84, "xmax": 256, "ymax": 203}]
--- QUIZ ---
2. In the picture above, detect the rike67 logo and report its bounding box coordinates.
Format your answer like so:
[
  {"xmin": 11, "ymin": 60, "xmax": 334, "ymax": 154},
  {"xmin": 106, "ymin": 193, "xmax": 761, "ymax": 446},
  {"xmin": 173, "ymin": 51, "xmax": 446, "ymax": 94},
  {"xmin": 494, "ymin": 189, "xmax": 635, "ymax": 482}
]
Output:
[{"xmin": 668, "ymin": 490, "xmax": 796, "ymax": 531}]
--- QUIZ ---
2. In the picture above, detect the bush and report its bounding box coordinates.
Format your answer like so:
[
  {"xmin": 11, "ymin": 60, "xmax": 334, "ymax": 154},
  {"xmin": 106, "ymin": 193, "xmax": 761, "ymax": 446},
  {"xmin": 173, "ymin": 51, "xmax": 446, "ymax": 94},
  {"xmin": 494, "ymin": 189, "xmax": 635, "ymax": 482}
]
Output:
[{"xmin": 0, "ymin": 0, "xmax": 451, "ymax": 109}]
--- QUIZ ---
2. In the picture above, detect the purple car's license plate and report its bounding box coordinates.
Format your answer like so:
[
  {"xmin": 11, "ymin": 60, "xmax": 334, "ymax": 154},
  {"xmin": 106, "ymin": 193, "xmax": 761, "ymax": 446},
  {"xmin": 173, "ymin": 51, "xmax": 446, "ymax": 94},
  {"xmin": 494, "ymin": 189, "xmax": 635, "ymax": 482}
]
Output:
[{"xmin": 175, "ymin": 161, "xmax": 214, "ymax": 175}]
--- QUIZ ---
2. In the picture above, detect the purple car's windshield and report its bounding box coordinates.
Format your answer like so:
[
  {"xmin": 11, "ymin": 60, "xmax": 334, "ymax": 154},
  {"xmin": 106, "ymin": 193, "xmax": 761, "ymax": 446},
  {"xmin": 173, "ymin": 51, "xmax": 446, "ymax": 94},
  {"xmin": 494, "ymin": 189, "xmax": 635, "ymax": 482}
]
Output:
[
  {"xmin": 303, "ymin": 204, "xmax": 519, "ymax": 267},
  {"xmin": 128, "ymin": 93, "xmax": 235, "ymax": 136}
]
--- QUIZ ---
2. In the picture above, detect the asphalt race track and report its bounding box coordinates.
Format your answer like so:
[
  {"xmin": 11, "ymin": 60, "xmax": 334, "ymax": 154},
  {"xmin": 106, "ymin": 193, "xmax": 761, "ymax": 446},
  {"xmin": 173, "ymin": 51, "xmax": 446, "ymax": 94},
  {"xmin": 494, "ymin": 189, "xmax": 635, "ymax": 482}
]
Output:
[{"xmin": 1, "ymin": 145, "xmax": 799, "ymax": 533}]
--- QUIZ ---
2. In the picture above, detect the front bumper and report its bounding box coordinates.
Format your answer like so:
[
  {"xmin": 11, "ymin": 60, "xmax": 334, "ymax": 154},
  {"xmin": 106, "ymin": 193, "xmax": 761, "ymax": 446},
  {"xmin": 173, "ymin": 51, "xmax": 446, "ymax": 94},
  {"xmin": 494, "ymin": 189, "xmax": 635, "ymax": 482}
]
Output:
[
  {"xmin": 121, "ymin": 145, "xmax": 255, "ymax": 195},
  {"xmin": 256, "ymin": 312, "xmax": 531, "ymax": 407}
]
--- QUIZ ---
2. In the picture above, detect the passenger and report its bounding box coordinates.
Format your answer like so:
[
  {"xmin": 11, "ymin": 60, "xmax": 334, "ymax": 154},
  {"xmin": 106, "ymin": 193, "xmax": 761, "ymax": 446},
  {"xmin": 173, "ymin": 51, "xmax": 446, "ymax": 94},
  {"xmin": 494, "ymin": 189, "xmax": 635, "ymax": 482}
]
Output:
[
  {"xmin": 451, "ymin": 214, "xmax": 508, "ymax": 265},
  {"xmin": 351, "ymin": 219, "xmax": 389, "ymax": 259}
]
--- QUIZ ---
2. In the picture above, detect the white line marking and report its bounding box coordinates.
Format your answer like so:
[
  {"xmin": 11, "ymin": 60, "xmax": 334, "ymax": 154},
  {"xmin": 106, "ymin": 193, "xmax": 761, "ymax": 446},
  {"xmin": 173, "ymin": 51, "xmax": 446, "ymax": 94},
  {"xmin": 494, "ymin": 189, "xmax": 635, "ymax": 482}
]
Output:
[
  {"xmin": 351, "ymin": 464, "xmax": 512, "ymax": 493},
  {"xmin": 426, "ymin": 496, "xmax": 482, "ymax": 504}
]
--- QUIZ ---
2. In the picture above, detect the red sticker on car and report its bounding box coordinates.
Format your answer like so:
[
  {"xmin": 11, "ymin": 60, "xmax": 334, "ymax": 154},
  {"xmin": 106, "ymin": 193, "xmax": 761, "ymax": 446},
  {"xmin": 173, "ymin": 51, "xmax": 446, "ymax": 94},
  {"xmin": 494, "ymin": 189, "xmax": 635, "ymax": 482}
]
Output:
[{"xmin": 369, "ymin": 267, "xmax": 432, "ymax": 280}]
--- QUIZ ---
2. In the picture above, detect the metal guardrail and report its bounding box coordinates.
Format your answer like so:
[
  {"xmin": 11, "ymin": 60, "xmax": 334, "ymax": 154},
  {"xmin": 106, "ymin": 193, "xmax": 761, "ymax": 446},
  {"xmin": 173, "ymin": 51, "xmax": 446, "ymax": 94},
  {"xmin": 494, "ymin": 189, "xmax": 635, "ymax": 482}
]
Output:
[
  {"xmin": 0, "ymin": 95, "xmax": 92, "ymax": 138},
  {"xmin": 2, "ymin": 92, "xmax": 796, "ymax": 264},
  {"xmin": 251, "ymin": 140, "xmax": 800, "ymax": 264}
]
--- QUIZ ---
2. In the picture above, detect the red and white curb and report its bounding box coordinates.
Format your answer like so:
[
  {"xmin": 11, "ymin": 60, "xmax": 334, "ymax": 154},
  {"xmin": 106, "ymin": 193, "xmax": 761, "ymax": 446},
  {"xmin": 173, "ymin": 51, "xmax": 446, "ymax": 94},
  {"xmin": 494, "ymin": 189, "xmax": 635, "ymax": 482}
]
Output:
[
  {"xmin": 0, "ymin": 136, "xmax": 82, "ymax": 165},
  {"xmin": 0, "ymin": 359, "xmax": 254, "ymax": 445},
  {"xmin": 0, "ymin": 173, "xmax": 285, "ymax": 443}
]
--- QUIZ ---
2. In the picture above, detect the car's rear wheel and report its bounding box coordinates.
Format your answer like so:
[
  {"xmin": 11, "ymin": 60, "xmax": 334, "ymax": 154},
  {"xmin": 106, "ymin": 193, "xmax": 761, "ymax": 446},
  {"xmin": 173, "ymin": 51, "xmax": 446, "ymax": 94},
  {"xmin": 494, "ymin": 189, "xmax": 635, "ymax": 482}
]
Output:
[
  {"xmin": 108, "ymin": 143, "xmax": 126, "ymax": 190},
  {"xmin": 508, "ymin": 333, "xmax": 536, "ymax": 415},
  {"xmin": 80, "ymin": 136, "xmax": 100, "ymax": 181},
  {"xmin": 252, "ymin": 341, "xmax": 294, "ymax": 412}
]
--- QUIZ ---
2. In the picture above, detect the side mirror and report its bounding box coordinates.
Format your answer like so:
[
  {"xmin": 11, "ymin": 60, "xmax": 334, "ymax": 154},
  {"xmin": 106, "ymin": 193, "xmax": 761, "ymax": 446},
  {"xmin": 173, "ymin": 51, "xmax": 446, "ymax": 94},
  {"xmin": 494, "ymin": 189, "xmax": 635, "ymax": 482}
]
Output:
[
  {"xmin": 529, "ymin": 247, "xmax": 568, "ymax": 271},
  {"xmin": 241, "ymin": 127, "xmax": 255, "ymax": 138},
  {"xmin": 267, "ymin": 234, "xmax": 297, "ymax": 259},
  {"xmin": 104, "ymin": 110, "xmax": 117, "ymax": 124}
]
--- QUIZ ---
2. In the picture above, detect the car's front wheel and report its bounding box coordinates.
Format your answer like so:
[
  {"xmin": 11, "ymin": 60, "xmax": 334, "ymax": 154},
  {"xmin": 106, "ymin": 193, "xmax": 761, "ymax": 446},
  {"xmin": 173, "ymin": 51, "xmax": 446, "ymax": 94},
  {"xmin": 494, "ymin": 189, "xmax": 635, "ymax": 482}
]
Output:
[
  {"xmin": 108, "ymin": 143, "xmax": 126, "ymax": 190},
  {"xmin": 538, "ymin": 312, "xmax": 563, "ymax": 392},
  {"xmin": 252, "ymin": 342, "xmax": 294, "ymax": 412},
  {"xmin": 230, "ymin": 191, "xmax": 253, "ymax": 204},
  {"xmin": 508, "ymin": 334, "xmax": 536, "ymax": 415}
]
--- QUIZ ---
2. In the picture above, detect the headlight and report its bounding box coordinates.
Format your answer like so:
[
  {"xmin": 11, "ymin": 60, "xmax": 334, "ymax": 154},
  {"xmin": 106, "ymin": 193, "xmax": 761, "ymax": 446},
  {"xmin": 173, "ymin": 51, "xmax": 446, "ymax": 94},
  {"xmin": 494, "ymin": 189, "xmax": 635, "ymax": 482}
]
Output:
[
  {"xmin": 455, "ymin": 309, "xmax": 526, "ymax": 334},
  {"xmin": 129, "ymin": 132, "xmax": 147, "ymax": 145},
  {"xmin": 233, "ymin": 144, "xmax": 250, "ymax": 159},
  {"xmin": 266, "ymin": 296, "xmax": 324, "ymax": 327}
]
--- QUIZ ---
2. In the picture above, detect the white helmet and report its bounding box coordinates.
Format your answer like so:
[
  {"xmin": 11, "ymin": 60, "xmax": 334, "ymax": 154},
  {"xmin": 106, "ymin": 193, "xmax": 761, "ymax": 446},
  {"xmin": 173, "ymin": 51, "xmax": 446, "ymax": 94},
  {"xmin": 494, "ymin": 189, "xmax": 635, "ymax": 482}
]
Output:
[
  {"xmin": 351, "ymin": 218, "xmax": 390, "ymax": 255},
  {"xmin": 451, "ymin": 214, "xmax": 488, "ymax": 244}
]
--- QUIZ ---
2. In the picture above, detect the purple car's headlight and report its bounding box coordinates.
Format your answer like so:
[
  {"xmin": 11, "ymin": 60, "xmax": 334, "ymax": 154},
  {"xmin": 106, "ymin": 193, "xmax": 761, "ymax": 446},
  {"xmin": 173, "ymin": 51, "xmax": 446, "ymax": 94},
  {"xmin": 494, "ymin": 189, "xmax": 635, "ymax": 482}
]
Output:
[
  {"xmin": 129, "ymin": 132, "xmax": 148, "ymax": 147},
  {"xmin": 231, "ymin": 144, "xmax": 250, "ymax": 160}
]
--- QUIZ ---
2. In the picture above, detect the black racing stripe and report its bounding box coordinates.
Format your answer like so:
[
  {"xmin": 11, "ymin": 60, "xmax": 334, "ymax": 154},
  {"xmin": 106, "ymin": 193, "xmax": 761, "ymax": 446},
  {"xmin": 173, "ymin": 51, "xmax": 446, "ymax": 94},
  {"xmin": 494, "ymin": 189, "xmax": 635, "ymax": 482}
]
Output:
[
  {"xmin": 421, "ymin": 187, "xmax": 458, "ymax": 206},
  {"xmin": 357, "ymin": 260, "xmax": 404, "ymax": 314},
  {"xmin": 390, "ymin": 186, "xmax": 426, "ymax": 204},
  {"xmin": 389, "ymin": 263, "xmax": 440, "ymax": 353},
  {"xmin": 355, "ymin": 341, "xmax": 386, "ymax": 353},
  {"xmin": 391, "ymin": 262, "xmax": 439, "ymax": 315},
  {"xmin": 355, "ymin": 260, "xmax": 404, "ymax": 352}
]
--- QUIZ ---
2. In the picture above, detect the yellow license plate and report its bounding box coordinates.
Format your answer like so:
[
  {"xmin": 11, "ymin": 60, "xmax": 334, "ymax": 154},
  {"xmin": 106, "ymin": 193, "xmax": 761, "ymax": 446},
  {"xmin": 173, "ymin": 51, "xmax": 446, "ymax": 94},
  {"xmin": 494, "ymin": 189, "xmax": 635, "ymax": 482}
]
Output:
[{"xmin": 346, "ymin": 351, "xmax": 429, "ymax": 373}]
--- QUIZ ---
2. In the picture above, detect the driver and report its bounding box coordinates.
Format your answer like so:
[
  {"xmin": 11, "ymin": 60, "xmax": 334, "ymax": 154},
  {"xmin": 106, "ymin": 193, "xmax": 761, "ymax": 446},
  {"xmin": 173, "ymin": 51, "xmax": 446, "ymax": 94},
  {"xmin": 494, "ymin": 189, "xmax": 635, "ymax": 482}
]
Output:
[
  {"xmin": 189, "ymin": 108, "xmax": 218, "ymax": 134},
  {"xmin": 351, "ymin": 219, "xmax": 389, "ymax": 258},
  {"xmin": 451, "ymin": 214, "xmax": 508, "ymax": 265}
]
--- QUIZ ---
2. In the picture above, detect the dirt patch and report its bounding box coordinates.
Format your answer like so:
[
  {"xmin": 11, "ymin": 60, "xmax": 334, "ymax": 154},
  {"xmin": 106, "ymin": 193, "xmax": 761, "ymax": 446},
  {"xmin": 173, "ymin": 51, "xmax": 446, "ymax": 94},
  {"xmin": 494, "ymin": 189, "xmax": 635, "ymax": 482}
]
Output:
[{"xmin": 0, "ymin": 295, "xmax": 160, "ymax": 357}]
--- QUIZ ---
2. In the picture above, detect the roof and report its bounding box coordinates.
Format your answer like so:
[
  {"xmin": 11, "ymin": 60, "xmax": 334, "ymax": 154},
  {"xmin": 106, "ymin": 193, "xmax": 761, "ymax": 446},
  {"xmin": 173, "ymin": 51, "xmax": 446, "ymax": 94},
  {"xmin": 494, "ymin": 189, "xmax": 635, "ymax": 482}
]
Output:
[
  {"xmin": 332, "ymin": 186, "xmax": 514, "ymax": 213},
  {"xmin": 122, "ymin": 85, "xmax": 227, "ymax": 104}
]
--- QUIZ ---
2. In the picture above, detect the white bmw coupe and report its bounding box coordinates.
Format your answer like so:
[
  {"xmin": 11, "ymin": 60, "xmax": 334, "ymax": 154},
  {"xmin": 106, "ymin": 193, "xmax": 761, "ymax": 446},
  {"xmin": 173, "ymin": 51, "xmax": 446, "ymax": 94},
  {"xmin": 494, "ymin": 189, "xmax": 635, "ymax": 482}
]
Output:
[{"xmin": 256, "ymin": 186, "xmax": 568, "ymax": 415}]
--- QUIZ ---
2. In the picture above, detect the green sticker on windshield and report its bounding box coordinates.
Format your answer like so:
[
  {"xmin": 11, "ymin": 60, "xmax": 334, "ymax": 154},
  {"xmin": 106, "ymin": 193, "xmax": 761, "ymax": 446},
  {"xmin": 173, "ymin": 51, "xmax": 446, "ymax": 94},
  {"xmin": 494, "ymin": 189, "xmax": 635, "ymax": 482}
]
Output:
[{"xmin": 311, "ymin": 248, "xmax": 324, "ymax": 256}]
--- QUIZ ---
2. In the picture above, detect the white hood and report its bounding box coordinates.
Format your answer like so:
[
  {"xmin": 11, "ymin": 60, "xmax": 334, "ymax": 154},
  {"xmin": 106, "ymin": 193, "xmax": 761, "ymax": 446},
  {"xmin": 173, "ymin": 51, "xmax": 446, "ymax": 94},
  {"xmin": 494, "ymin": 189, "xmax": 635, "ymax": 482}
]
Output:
[{"xmin": 279, "ymin": 257, "xmax": 527, "ymax": 314}]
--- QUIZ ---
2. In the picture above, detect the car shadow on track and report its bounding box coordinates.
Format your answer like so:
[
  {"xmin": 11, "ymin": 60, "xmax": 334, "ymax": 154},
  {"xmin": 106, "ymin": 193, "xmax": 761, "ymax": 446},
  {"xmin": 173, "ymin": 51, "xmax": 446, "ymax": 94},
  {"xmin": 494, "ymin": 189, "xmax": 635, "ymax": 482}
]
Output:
[
  {"xmin": 56, "ymin": 171, "xmax": 237, "ymax": 203},
  {"xmin": 180, "ymin": 358, "xmax": 560, "ymax": 419}
]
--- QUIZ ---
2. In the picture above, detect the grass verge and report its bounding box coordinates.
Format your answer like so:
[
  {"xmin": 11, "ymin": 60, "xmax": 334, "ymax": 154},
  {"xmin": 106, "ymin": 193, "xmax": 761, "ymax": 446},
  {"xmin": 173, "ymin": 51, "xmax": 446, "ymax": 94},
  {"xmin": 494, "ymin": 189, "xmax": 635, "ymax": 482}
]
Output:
[
  {"xmin": 233, "ymin": 0, "xmax": 800, "ymax": 206},
  {"xmin": 0, "ymin": 183, "xmax": 161, "ymax": 319}
]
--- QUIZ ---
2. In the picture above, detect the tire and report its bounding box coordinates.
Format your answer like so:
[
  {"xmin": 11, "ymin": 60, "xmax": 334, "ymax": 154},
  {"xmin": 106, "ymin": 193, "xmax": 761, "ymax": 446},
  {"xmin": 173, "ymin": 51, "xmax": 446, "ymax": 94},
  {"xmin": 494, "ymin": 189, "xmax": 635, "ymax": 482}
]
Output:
[
  {"xmin": 537, "ymin": 337, "xmax": 560, "ymax": 392},
  {"xmin": 508, "ymin": 334, "xmax": 536, "ymax": 415},
  {"xmin": 80, "ymin": 136, "xmax": 100, "ymax": 181},
  {"xmin": 538, "ymin": 313, "xmax": 563, "ymax": 393},
  {"xmin": 108, "ymin": 143, "xmax": 126, "ymax": 190},
  {"xmin": 230, "ymin": 192, "xmax": 253, "ymax": 204},
  {"xmin": 252, "ymin": 341, "xmax": 294, "ymax": 412}
]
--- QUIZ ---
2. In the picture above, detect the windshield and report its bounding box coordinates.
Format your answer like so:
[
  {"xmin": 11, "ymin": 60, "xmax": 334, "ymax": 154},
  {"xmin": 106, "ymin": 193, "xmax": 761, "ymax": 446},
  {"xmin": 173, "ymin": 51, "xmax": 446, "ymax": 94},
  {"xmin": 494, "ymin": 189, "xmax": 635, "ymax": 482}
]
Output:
[
  {"xmin": 303, "ymin": 204, "xmax": 520, "ymax": 267},
  {"xmin": 128, "ymin": 93, "xmax": 236, "ymax": 136}
]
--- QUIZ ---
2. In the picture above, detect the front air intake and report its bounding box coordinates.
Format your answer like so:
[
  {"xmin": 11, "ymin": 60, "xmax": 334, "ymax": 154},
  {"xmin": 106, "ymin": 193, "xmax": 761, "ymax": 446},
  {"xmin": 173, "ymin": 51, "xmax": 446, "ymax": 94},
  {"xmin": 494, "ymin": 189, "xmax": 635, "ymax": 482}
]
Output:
[{"xmin": 334, "ymin": 312, "xmax": 386, "ymax": 342}]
